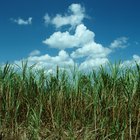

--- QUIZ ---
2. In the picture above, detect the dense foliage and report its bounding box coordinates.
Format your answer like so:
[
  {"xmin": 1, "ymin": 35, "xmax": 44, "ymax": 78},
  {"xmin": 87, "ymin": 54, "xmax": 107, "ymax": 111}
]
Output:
[{"xmin": 0, "ymin": 62, "xmax": 140, "ymax": 139}]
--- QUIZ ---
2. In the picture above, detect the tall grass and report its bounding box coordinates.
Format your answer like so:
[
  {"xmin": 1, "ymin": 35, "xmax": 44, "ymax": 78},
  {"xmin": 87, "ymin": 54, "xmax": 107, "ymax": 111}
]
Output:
[{"xmin": 0, "ymin": 62, "xmax": 139, "ymax": 139}]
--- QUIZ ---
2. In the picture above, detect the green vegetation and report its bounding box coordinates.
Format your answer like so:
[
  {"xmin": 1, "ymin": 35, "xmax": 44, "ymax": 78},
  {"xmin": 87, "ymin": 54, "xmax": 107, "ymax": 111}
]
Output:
[{"xmin": 0, "ymin": 62, "xmax": 139, "ymax": 140}]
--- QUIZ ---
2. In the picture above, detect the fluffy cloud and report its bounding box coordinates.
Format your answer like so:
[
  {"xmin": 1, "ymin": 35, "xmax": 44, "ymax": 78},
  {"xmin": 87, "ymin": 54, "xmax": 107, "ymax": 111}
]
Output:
[
  {"xmin": 71, "ymin": 42, "xmax": 111, "ymax": 59},
  {"xmin": 44, "ymin": 14, "xmax": 51, "ymax": 25},
  {"xmin": 42, "ymin": 3, "xmax": 112, "ymax": 70},
  {"xmin": 26, "ymin": 50, "xmax": 74, "ymax": 70},
  {"xmin": 43, "ymin": 24, "xmax": 94, "ymax": 49},
  {"xmin": 13, "ymin": 3, "xmax": 135, "ymax": 72},
  {"xmin": 121, "ymin": 54, "xmax": 140, "ymax": 67},
  {"xmin": 43, "ymin": 20, "xmax": 111, "ymax": 70},
  {"xmin": 11, "ymin": 3, "xmax": 112, "ymax": 71},
  {"xmin": 110, "ymin": 37, "xmax": 128, "ymax": 49},
  {"xmin": 42, "ymin": 0, "xmax": 114, "ymax": 71},
  {"xmin": 29, "ymin": 50, "xmax": 41, "ymax": 56},
  {"xmin": 12, "ymin": 17, "xmax": 32, "ymax": 25},
  {"xmin": 44, "ymin": 3, "xmax": 85, "ymax": 28},
  {"xmin": 79, "ymin": 57, "xmax": 109, "ymax": 70}
]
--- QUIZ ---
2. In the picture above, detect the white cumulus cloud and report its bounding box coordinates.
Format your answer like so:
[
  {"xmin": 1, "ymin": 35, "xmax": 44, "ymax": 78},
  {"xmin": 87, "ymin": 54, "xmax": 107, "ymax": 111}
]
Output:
[
  {"xmin": 44, "ymin": 3, "xmax": 85, "ymax": 28},
  {"xmin": 12, "ymin": 17, "xmax": 32, "ymax": 25},
  {"xmin": 121, "ymin": 54, "xmax": 140, "ymax": 67},
  {"xmin": 79, "ymin": 57, "xmax": 109, "ymax": 70},
  {"xmin": 71, "ymin": 42, "xmax": 111, "ymax": 59},
  {"xmin": 13, "ymin": 3, "xmax": 133, "ymax": 72},
  {"xmin": 26, "ymin": 50, "xmax": 74, "ymax": 70},
  {"xmin": 44, "ymin": 14, "xmax": 51, "ymax": 25},
  {"xmin": 43, "ymin": 24, "xmax": 94, "ymax": 49},
  {"xmin": 29, "ymin": 50, "xmax": 41, "ymax": 56},
  {"xmin": 110, "ymin": 37, "xmax": 128, "ymax": 49}
]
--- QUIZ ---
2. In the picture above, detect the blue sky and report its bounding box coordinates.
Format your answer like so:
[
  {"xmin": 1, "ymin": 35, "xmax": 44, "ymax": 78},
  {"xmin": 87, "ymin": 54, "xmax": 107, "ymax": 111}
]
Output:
[{"xmin": 0, "ymin": 0, "xmax": 140, "ymax": 70}]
